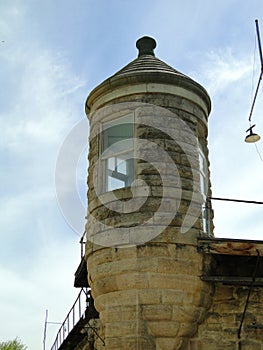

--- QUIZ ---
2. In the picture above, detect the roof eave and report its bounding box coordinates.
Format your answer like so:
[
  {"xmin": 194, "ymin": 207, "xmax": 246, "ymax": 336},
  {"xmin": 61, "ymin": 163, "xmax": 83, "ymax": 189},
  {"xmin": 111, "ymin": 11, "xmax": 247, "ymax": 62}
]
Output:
[{"xmin": 85, "ymin": 71, "xmax": 211, "ymax": 116}]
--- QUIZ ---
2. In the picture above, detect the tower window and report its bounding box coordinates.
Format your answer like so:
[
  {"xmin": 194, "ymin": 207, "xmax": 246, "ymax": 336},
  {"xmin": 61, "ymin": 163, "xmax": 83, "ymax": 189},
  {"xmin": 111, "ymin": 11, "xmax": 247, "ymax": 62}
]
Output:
[
  {"xmin": 199, "ymin": 150, "xmax": 210, "ymax": 235},
  {"xmin": 100, "ymin": 115, "xmax": 134, "ymax": 192}
]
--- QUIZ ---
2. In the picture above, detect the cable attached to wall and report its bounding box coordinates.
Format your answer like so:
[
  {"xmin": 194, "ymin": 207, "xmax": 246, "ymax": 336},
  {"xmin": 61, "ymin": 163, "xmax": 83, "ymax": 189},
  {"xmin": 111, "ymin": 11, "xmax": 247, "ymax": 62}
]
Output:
[
  {"xmin": 210, "ymin": 196, "xmax": 263, "ymax": 205},
  {"xmin": 237, "ymin": 249, "xmax": 260, "ymax": 349}
]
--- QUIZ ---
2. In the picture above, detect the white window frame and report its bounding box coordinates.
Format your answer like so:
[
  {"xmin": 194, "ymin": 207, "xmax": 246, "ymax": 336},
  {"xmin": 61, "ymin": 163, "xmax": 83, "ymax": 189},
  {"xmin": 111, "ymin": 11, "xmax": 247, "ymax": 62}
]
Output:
[{"xmin": 99, "ymin": 113, "xmax": 135, "ymax": 193}]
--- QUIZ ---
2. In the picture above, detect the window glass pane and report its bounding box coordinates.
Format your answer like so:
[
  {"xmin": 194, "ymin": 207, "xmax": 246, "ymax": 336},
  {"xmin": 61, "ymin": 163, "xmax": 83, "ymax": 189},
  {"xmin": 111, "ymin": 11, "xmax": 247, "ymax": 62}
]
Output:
[
  {"xmin": 199, "ymin": 151, "xmax": 207, "ymax": 198},
  {"xmin": 101, "ymin": 115, "xmax": 134, "ymax": 192},
  {"xmin": 117, "ymin": 157, "xmax": 127, "ymax": 174},
  {"xmin": 200, "ymin": 175, "xmax": 206, "ymax": 197},
  {"xmin": 106, "ymin": 124, "xmax": 133, "ymax": 147},
  {"xmin": 199, "ymin": 153, "xmax": 204, "ymax": 172},
  {"xmin": 105, "ymin": 155, "xmax": 133, "ymax": 191},
  {"xmin": 108, "ymin": 157, "xmax": 115, "ymax": 171},
  {"xmin": 102, "ymin": 116, "xmax": 133, "ymax": 152},
  {"xmin": 107, "ymin": 176, "xmax": 125, "ymax": 191}
]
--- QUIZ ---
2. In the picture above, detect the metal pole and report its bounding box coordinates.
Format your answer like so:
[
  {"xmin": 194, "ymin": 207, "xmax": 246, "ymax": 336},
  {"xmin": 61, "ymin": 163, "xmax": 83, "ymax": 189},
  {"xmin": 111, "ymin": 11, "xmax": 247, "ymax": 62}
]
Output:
[
  {"xmin": 248, "ymin": 20, "xmax": 263, "ymax": 122},
  {"xmin": 43, "ymin": 309, "xmax": 48, "ymax": 350},
  {"xmin": 248, "ymin": 72, "xmax": 263, "ymax": 122},
  {"xmin": 255, "ymin": 19, "xmax": 263, "ymax": 71}
]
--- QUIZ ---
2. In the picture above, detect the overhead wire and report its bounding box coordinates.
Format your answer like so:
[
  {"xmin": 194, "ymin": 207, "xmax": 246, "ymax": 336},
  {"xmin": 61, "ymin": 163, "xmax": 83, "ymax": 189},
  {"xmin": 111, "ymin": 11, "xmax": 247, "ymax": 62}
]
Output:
[
  {"xmin": 210, "ymin": 197, "xmax": 263, "ymax": 205},
  {"xmin": 254, "ymin": 141, "xmax": 263, "ymax": 162}
]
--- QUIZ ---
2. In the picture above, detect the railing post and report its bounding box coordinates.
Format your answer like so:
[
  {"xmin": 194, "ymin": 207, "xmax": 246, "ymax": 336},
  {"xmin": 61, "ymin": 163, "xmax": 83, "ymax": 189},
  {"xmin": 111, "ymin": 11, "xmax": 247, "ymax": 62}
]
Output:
[
  {"xmin": 79, "ymin": 290, "xmax": 82, "ymax": 319},
  {"xmin": 73, "ymin": 304, "xmax": 75, "ymax": 326},
  {"xmin": 80, "ymin": 231, "xmax": 86, "ymax": 259}
]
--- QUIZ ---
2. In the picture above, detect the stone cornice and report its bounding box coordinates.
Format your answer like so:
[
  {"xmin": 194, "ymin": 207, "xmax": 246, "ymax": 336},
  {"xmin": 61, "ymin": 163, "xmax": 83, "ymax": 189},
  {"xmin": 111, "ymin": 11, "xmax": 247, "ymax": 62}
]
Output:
[{"xmin": 86, "ymin": 73, "xmax": 211, "ymax": 119}]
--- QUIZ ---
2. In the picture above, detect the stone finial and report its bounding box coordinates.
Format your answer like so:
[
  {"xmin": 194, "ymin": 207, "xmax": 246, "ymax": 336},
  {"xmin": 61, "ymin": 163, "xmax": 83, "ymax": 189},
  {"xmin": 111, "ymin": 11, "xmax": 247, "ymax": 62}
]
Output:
[{"xmin": 136, "ymin": 36, "xmax": 156, "ymax": 57}]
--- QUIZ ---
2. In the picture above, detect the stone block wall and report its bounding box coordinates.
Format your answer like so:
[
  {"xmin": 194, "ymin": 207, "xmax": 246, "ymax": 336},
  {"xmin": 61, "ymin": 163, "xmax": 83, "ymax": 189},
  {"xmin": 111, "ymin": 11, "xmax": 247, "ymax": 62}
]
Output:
[
  {"xmin": 190, "ymin": 284, "xmax": 263, "ymax": 350},
  {"xmin": 85, "ymin": 64, "xmax": 213, "ymax": 349},
  {"xmin": 88, "ymin": 244, "xmax": 213, "ymax": 350}
]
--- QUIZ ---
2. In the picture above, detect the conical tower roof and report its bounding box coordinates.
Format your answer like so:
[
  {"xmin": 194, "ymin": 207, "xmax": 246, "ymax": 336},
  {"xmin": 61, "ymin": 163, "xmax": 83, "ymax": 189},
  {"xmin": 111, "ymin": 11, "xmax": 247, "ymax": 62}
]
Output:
[
  {"xmin": 86, "ymin": 36, "xmax": 211, "ymax": 114},
  {"xmin": 113, "ymin": 36, "xmax": 188, "ymax": 79}
]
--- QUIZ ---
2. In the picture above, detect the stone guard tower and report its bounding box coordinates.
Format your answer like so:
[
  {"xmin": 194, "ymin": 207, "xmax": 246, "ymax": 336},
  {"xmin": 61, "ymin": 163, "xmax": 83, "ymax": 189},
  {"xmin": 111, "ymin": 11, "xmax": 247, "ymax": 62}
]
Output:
[{"xmin": 85, "ymin": 37, "xmax": 213, "ymax": 349}]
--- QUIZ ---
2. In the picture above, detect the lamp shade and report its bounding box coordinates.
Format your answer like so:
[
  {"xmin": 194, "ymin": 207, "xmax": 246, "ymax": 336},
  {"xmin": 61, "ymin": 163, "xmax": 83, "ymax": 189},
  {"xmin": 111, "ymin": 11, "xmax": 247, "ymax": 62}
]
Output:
[{"xmin": 245, "ymin": 132, "xmax": 261, "ymax": 143}]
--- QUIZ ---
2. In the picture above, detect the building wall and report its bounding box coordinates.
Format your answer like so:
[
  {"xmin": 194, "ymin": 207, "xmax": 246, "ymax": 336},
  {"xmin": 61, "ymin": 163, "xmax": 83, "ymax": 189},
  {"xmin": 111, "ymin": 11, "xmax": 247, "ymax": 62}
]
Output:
[
  {"xmin": 190, "ymin": 284, "xmax": 263, "ymax": 350},
  {"xmin": 84, "ymin": 254, "xmax": 263, "ymax": 350}
]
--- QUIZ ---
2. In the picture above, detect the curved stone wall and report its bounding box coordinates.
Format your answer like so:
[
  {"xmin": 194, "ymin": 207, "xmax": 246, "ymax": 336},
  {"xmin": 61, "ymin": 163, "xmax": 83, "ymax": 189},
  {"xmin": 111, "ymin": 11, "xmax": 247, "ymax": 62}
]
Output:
[{"xmin": 85, "ymin": 71, "xmax": 213, "ymax": 349}]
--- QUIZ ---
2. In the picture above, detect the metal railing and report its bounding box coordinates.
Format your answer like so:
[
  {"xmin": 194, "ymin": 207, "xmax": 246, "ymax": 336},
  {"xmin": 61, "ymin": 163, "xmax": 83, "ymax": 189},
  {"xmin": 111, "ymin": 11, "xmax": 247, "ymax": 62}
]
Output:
[
  {"xmin": 80, "ymin": 230, "xmax": 86, "ymax": 259},
  {"xmin": 50, "ymin": 287, "xmax": 89, "ymax": 350}
]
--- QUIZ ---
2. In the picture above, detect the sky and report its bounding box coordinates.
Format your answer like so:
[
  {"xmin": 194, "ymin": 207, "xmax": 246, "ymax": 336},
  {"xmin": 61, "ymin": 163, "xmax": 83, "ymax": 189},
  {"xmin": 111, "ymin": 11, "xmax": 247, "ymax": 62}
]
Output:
[{"xmin": 1, "ymin": 0, "xmax": 263, "ymax": 349}]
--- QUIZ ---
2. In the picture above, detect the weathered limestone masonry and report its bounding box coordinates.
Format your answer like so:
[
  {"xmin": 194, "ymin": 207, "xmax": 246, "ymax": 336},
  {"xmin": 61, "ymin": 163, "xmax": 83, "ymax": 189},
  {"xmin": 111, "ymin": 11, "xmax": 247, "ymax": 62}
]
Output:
[
  {"xmin": 85, "ymin": 37, "xmax": 214, "ymax": 350},
  {"xmin": 192, "ymin": 283, "xmax": 263, "ymax": 350}
]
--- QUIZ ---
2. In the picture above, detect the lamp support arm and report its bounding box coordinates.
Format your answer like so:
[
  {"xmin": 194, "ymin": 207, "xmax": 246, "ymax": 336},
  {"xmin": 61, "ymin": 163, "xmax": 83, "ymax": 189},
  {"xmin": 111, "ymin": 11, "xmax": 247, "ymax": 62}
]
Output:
[
  {"xmin": 256, "ymin": 19, "xmax": 263, "ymax": 72},
  {"xmin": 248, "ymin": 70, "xmax": 263, "ymax": 122},
  {"xmin": 248, "ymin": 20, "xmax": 263, "ymax": 122}
]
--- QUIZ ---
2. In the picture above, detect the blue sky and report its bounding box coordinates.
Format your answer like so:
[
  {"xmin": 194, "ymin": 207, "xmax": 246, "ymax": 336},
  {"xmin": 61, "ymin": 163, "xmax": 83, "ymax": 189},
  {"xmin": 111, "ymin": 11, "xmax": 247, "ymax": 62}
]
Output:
[{"xmin": 1, "ymin": 0, "xmax": 263, "ymax": 348}]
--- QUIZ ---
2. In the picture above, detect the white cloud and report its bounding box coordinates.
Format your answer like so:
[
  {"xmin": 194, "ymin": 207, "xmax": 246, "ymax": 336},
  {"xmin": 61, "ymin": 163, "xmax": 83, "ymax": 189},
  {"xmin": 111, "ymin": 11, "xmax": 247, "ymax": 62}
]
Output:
[
  {"xmin": 1, "ymin": 49, "xmax": 86, "ymax": 150},
  {"xmin": 0, "ymin": 1, "xmax": 25, "ymax": 39},
  {"xmin": 190, "ymin": 47, "xmax": 263, "ymax": 239},
  {"xmin": 0, "ymin": 2, "xmax": 88, "ymax": 348},
  {"xmin": 197, "ymin": 48, "xmax": 252, "ymax": 95},
  {"xmin": 0, "ymin": 45, "xmax": 87, "ymax": 241},
  {"xmin": 0, "ymin": 237, "xmax": 80, "ymax": 349}
]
